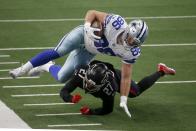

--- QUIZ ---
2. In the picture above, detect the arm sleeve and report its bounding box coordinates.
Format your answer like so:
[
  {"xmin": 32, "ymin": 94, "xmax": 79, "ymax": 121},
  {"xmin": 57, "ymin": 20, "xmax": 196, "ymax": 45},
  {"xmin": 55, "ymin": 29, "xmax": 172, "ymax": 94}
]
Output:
[
  {"xmin": 60, "ymin": 76, "xmax": 79, "ymax": 102},
  {"xmin": 90, "ymin": 96, "xmax": 114, "ymax": 115}
]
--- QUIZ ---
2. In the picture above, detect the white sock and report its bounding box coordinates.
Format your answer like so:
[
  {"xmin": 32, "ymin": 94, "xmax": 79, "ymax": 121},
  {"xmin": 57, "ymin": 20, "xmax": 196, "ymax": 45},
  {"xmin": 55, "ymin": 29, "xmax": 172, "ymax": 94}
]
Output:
[
  {"xmin": 22, "ymin": 61, "xmax": 33, "ymax": 72},
  {"xmin": 41, "ymin": 62, "xmax": 53, "ymax": 72},
  {"xmin": 43, "ymin": 64, "xmax": 52, "ymax": 72}
]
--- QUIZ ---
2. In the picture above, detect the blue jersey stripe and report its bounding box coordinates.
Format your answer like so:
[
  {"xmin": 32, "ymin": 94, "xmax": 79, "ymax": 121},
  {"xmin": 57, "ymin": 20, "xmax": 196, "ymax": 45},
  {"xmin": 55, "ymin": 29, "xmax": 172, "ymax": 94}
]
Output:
[
  {"xmin": 103, "ymin": 14, "xmax": 113, "ymax": 28},
  {"xmin": 123, "ymin": 59, "xmax": 136, "ymax": 64}
]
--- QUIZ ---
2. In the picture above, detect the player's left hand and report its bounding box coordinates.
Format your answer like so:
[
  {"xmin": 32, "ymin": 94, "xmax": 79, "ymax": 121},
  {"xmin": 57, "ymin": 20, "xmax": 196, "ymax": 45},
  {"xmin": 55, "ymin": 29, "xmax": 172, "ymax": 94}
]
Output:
[
  {"xmin": 71, "ymin": 94, "xmax": 82, "ymax": 103},
  {"xmin": 80, "ymin": 106, "xmax": 91, "ymax": 115}
]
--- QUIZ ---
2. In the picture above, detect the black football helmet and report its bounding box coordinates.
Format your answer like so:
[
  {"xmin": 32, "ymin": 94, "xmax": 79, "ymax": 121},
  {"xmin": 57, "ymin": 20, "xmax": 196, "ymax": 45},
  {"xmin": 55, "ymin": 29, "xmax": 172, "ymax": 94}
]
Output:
[{"xmin": 83, "ymin": 63, "xmax": 114, "ymax": 93}]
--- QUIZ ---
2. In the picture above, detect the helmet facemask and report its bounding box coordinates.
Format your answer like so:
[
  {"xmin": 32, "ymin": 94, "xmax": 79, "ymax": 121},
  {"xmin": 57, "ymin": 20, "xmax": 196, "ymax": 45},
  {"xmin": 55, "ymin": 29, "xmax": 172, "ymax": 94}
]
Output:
[{"xmin": 122, "ymin": 19, "xmax": 148, "ymax": 49}]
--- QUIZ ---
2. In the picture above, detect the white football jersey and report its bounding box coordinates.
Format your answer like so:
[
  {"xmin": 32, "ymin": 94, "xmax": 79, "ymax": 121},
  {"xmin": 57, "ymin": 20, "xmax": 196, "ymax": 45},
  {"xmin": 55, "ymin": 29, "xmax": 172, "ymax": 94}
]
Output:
[{"xmin": 84, "ymin": 14, "xmax": 141, "ymax": 64}]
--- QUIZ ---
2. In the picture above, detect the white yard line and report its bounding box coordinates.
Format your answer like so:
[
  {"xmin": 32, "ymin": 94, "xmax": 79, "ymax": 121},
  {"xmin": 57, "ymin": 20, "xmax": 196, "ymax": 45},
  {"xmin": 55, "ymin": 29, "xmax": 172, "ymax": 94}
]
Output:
[
  {"xmin": 0, "ymin": 19, "xmax": 83, "ymax": 22},
  {"xmin": 0, "ymin": 47, "xmax": 53, "ymax": 51},
  {"xmin": 36, "ymin": 113, "xmax": 81, "ymax": 116},
  {"xmin": 9, "ymin": 80, "xmax": 196, "ymax": 98},
  {"xmin": 24, "ymin": 103, "xmax": 73, "ymax": 106},
  {"xmin": 0, "ymin": 55, "xmax": 10, "ymax": 58},
  {"xmin": 126, "ymin": 15, "xmax": 196, "ymax": 19},
  {"xmin": 0, "ymin": 62, "xmax": 20, "ymax": 65},
  {"xmin": 0, "ymin": 15, "xmax": 196, "ymax": 23},
  {"xmin": 0, "ymin": 43, "xmax": 196, "ymax": 51},
  {"xmin": 4, "ymin": 80, "xmax": 196, "ymax": 89},
  {"xmin": 0, "ymin": 69, "xmax": 10, "ymax": 72},
  {"xmin": 142, "ymin": 43, "xmax": 196, "ymax": 47},
  {"xmin": 3, "ymin": 84, "xmax": 64, "ymax": 88},
  {"xmin": 0, "ymin": 76, "xmax": 39, "ymax": 80},
  {"xmin": 156, "ymin": 80, "xmax": 196, "ymax": 84},
  {"xmin": 48, "ymin": 123, "xmax": 102, "ymax": 127},
  {"xmin": 11, "ymin": 93, "xmax": 58, "ymax": 97}
]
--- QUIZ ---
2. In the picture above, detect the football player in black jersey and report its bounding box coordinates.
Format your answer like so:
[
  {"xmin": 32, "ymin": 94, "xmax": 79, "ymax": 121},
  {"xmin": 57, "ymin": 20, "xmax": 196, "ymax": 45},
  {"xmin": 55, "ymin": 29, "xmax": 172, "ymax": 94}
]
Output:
[{"xmin": 60, "ymin": 60, "xmax": 175, "ymax": 115}]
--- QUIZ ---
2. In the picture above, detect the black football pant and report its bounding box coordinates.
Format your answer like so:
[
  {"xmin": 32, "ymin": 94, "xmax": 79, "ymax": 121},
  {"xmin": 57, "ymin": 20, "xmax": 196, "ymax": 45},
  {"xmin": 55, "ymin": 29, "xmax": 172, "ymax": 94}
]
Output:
[{"xmin": 128, "ymin": 71, "xmax": 164, "ymax": 98}]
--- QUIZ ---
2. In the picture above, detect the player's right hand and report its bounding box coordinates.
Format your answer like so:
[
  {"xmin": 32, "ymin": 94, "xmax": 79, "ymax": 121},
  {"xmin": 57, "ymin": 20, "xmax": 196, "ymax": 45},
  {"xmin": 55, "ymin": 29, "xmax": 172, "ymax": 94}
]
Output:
[
  {"xmin": 71, "ymin": 94, "xmax": 82, "ymax": 103},
  {"xmin": 120, "ymin": 102, "xmax": 132, "ymax": 118},
  {"xmin": 84, "ymin": 22, "xmax": 101, "ymax": 41},
  {"xmin": 80, "ymin": 106, "xmax": 91, "ymax": 115}
]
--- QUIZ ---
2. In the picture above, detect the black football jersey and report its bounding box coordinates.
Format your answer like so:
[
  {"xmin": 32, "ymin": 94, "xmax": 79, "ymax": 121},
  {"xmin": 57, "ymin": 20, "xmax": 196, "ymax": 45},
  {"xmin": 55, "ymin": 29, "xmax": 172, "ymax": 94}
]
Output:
[
  {"xmin": 60, "ymin": 60, "xmax": 119, "ymax": 115},
  {"xmin": 73, "ymin": 61, "xmax": 118, "ymax": 99}
]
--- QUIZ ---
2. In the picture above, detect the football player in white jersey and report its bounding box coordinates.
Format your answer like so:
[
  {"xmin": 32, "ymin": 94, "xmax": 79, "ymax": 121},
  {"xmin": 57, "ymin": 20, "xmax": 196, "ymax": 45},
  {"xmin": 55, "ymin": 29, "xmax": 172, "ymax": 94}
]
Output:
[{"xmin": 9, "ymin": 10, "xmax": 148, "ymax": 117}]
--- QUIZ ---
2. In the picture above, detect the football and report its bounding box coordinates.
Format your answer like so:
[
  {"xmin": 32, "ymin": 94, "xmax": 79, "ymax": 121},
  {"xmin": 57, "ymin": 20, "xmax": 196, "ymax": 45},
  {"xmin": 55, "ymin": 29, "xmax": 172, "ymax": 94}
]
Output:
[{"xmin": 91, "ymin": 20, "xmax": 103, "ymax": 37}]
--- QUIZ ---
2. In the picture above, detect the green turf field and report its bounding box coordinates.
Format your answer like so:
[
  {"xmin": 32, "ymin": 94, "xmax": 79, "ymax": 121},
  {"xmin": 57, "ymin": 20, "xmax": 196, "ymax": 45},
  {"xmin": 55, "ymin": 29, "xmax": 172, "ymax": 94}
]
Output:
[{"xmin": 0, "ymin": 0, "xmax": 196, "ymax": 130}]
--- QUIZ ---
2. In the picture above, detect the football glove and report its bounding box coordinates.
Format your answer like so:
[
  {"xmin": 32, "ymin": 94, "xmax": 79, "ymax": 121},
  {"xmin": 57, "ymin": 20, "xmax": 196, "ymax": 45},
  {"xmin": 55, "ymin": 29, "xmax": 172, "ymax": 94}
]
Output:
[
  {"xmin": 80, "ymin": 106, "xmax": 91, "ymax": 115},
  {"xmin": 71, "ymin": 94, "xmax": 82, "ymax": 103},
  {"xmin": 120, "ymin": 96, "xmax": 132, "ymax": 118},
  {"xmin": 84, "ymin": 22, "xmax": 101, "ymax": 41}
]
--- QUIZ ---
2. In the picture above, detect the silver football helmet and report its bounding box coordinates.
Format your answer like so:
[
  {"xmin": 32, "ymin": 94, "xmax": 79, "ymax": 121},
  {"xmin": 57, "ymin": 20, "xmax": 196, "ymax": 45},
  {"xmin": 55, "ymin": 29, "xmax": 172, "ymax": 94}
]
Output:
[{"xmin": 123, "ymin": 19, "xmax": 149, "ymax": 48}]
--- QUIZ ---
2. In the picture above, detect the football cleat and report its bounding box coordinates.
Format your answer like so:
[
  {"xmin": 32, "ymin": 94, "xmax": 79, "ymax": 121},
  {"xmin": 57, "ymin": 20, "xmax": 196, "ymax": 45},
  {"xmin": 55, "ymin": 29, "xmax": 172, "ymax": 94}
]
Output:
[
  {"xmin": 158, "ymin": 63, "xmax": 176, "ymax": 75},
  {"xmin": 9, "ymin": 66, "xmax": 27, "ymax": 79},
  {"xmin": 28, "ymin": 61, "xmax": 54, "ymax": 76}
]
